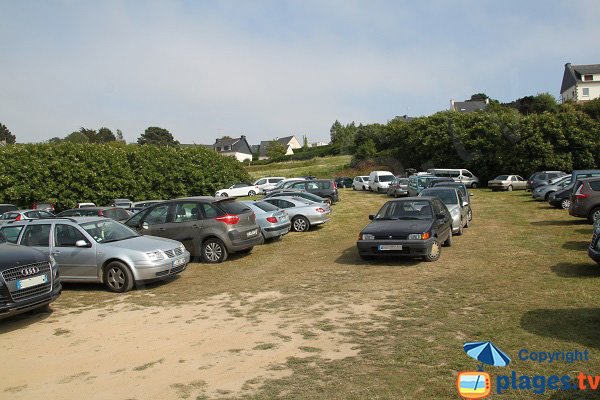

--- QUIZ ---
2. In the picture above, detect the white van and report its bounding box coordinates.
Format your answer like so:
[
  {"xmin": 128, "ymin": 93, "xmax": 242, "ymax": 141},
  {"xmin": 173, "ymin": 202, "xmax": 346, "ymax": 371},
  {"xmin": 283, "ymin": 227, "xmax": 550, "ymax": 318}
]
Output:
[
  {"xmin": 253, "ymin": 176, "xmax": 286, "ymax": 193},
  {"xmin": 368, "ymin": 171, "xmax": 395, "ymax": 193},
  {"xmin": 427, "ymin": 169, "xmax": 480, "ymax": 188}
]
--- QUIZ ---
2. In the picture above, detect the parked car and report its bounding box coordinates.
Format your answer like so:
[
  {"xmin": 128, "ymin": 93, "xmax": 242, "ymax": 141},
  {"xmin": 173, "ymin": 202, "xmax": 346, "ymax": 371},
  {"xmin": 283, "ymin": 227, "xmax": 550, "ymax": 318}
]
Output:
[
  {"xmin": 532, "ymin": 175, "xmax": 571, "ymax": 201},
  {"xmin": 110, "ymin": 198, "xmax": 133, "ymax": 208},
  {"xmin": 284, "ymin": 179, "xmax": 339, "ymax": 204},
  {"xmin": 526, "ymin": 171, "xmax": 567, "ymax": 191},
  {"xmin": 57, "ymin": 207, "xmax": 133, "ymax": 222},
  {"xmin": 0, "ymin": 209, "xmax": 55, "ymax": 226},
  {"xmin": 419, "ymin": 187, "xmax": 469, "ymax": 235},
  {"xmin": 0, "ymin": 231, "xmax": 62, "ymax": 319},
  {"xmin": 124, "ymin": 197, "xmax": 263, "ymax": 263},
  {"xmin": 240, "ymin": 201, "xmax": 291, "ymax": 240},
  {"xmin": 356, "ymin": 197, "xmax": 453, "ymax": 262},
  {"xmin": 425, "ymin": 177, "xmax": 455, "ymax": 188},
  {"xmin": 589, "ymin": 219, "xmax": 600, "ymax": 263},
  {"xmin": 352, "ymin": 176, "xmax": 370, "ymax": 191},
  {"xmin": 407, "ymin": 174, "xmax": 436, "ymax": 196},
  {"xmin": 0, "ymin": 204, "xmax": 18, "ymax": 214},
  {"xmin": 488, "ymin": 175, "xmax": 526, "ymax": 191},
  {"xmin": 368, "ymin": 171, "xmax": 395, "ymax": 193},
  {"xmin": 262, "ymin": 196, "xmax": 331, "ymax": 232},
  {"xmin": 77, "ymin": 202, "xmax": 96, "ymax": 208},
  {"xmin": 548, "ymin": 184, "xmax": 576, "ymax": 209},
  {"xmin": 253, "ymin": 177, "xmax": 286, "ymax": 193},
  {"xmin": 0, "ymin": 217, "xmax": 189, "ymax": 293},
  {"xmin": 334, "ymin": 177, "xmax": 353, "ymax": 189},
  {"xmin": 32, "ymin": 201, "xmax": 56, "ymax": 213},
  {"xmin": 264, "ymin": 178, "xmax": 307, "ymax": 194},
  {"xmin": 427, "ymin": 168, "xmax": 479, "ymax": 188},
  {"xmin": 215, "ymin": 183, "xmax": 260, "ymax": 197},
  {"xmin": 432, "ymin": 182, "xmax": 473, "ymax": 223},
  {"xmin": 387, "ymin": 177, "xmax": 409, "ymax": 198},
  {"xmin": 569, "ymin": 177, "xmax": 600, "ymax": 223},
  {"xmin": 129, "ymin": 200, "xmax": 165, "ymax": 213},
  {"xmin": 263, "ymin": 190, "xmax": 327, "ymax": 204}
]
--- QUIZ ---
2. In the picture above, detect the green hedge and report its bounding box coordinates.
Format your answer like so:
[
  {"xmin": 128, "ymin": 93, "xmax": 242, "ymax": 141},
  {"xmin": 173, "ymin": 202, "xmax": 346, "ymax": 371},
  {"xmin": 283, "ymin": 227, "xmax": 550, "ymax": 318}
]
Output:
[{"xmin": 0, "ymin": 143, "xmax": 251, "ymax": 209}]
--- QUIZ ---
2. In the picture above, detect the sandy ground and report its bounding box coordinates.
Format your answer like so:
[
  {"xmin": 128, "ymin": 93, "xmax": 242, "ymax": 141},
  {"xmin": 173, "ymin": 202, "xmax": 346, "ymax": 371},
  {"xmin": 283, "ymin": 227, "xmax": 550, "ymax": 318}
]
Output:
[{"xmin": 0, "ymin": 290, "xmax": 391, "ymax": 400}]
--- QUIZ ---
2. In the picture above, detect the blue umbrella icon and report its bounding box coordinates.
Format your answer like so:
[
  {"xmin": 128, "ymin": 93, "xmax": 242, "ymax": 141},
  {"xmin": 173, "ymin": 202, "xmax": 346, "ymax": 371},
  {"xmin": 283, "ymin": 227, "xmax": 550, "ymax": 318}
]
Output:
[{"xmin": 464, "ymin": 341, "xmax": 511, "ymax": 370}]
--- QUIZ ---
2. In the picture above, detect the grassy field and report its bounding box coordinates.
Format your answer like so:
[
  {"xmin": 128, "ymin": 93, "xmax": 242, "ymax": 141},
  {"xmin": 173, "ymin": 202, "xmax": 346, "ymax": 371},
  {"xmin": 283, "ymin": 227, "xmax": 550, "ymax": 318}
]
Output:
[
  {"xmin": 6, "ymin": 186, "xmax": 599, "ymax": 399},
  {"xmin": 245, "ymin": 155, "xmax": 353, "ymax": 180}
]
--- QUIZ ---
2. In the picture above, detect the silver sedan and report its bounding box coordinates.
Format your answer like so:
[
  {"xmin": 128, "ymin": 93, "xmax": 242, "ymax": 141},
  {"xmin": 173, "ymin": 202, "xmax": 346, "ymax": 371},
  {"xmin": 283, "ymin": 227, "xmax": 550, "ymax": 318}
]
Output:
[
  {"xmin": 241, "ymin": 200, "xmax": 291, "ymax": 240},
  {"xmin": 261, "ymin": 196, "xmax": 331, "ymax": 232}
]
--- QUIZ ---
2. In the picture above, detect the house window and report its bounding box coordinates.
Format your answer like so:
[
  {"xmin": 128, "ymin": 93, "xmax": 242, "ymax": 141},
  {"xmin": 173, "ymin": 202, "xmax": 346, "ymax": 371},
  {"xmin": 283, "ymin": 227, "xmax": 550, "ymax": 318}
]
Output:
[
  {"xmin": 584, "ymin": 74, "xmax": 593, "ymax": 81},
  {"xmin": 582, "ymin": 88, "xmax": 590, "ymax": 97},
  {"xmin": 216, "ymin": 147, "xmax": 222, "ymax": 151}
]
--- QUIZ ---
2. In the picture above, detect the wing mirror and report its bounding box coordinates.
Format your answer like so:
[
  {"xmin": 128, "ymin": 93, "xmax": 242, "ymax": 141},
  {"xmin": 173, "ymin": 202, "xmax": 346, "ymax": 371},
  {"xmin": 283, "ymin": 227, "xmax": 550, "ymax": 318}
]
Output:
[
  {"xmin": 369, "ymin": 214, "xmax": 374, "ymax": 220},
  {"xmin": 469, "ymin": 192, "xmax": 475, "ymax": 197},
  {"xmin": 75, "ymin": 240, "xmax": 91, "ymax": 248},
  {"xmin": 141, "ymin": 222, "xmax": 150, "ymax": 230}
]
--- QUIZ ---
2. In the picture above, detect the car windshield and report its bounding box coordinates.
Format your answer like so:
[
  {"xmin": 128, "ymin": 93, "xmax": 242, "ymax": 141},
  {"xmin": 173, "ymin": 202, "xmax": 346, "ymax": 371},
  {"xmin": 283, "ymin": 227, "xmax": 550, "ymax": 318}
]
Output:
[
  {"xmin": 379, "ymin": 175, "xmax": 395, "ymax": 182},
  {"xmin": 375, "ymin": 200, "xmax": 433, "ymax": 220},
  {"xmin": 422, "ymin": 189, "xmax": 458, "ymax": 205},
  {"xmin": 80, "ymin": 220, "xmax": 139, "ymax": 243},
  {"xmin": 495, "ymin": 175, "xmax": 509, "ymax": 180}
]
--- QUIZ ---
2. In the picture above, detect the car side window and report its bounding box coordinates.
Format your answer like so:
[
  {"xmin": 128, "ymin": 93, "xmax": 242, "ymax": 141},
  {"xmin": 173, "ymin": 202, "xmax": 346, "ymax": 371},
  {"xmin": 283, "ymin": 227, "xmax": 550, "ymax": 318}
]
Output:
[
  {"xmin": 256, "ymin": 179, "xmax": 266, "ymax": 185},
  {"xmin": 21, "ymin": 224, "xmax": 51, "ymax": 247},
  {"xmin": 201, "ymin": 203, "xmax": 220, "ymax": 219},
  {"xmin": 174, "ymin": 202, "xmax": 201, "ymax": 222},
  {"xmin": 279, "ymin": 200, "xmax": 295, "ymax": 208},
  {"xmin": 55, "ymin": 224, "xmax": 87, "ymax": 247},
  {"xmin": 307, "ymin": 182, "xmax": 319, "ymax": 190},
  {"xmin": 144, "ymin": 204, "xmax": 171, "ymax": 225},
  {"xmin": 1, "ymin": 226, "xmax": 23, "ymax": 243},
  {"xmin": 589, "ymin": 181, "xmax": 600, "ymax": 191},
  {"xmin": 291, "ymin": 182, "xmax": 306, "ymax": 190}
]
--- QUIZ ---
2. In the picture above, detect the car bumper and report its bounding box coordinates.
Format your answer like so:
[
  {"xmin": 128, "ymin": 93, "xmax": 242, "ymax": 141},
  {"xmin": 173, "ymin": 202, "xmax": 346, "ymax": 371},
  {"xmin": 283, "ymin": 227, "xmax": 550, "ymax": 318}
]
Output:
[
  {"xmin": 306, "ymin": 213, "xmax": 331, "ymax": 226},
  {"xmin": 133, "ymin": 253, "xmax": 190, "ymax": 280},
  {"xmin": 357, "ymin": 238, "xmax": 435, "ymax": 257},
  {"xmin": 569, "ymin": 204, "xmax": 589, "ymax": 218},
  {"xmin": 228, "ymin": 233, "xmax": 264, "ymax": 252},
  {"xmin": 489, "ymin": 184, "xmax": 509, "ymax": 190},
  {"xmin": 262, "ymin": 222, "xmax": 291, "ymax": 239},
  {"xmin": 0, "ymin": 282, "xmax": 62, "ymax": 320}
]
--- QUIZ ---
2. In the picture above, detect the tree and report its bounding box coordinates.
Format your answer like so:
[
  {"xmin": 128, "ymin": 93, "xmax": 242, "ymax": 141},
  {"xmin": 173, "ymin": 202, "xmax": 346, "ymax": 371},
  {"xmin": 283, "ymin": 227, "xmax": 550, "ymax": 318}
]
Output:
[
  {"xmin": 97, "ymin": 127, "xmax": 116, "ymax": 142},
  {"xmin": 470, "ymin": 93, "xmax": 489, "ymax": 101},
  {"xmin": 79, "ymin": 127, "xmax": 98, "ymax": 143},
  {"xmin": 510, "ymin": 93, "xmax": 559, "ymax": 115},
  {"xmin": 266, "ymin": 140, "xmax": 287, "ymax": 159},
  {"xmin": 220, "ymin": 135, "xmax": 232, "ymax": 140},
  {"xmin": 48, "ymin": 137, "xmax": 63, "ymax": 144},
  {"xmin": 303, "ymin": 135, "xmax": 309, "ymax": 149},
  {"xmin": 0, "ymin": 123, "xmax": 16, "ymax": 144},
  {"xmin": 580, "ymin": 98, "xmax": 600, "ymax": 120},
  {"xmin": 137, "ymin": 126, "xmax": 179, "ymax": 146},
  {"xmin": 116, "ymin": 129, "xmax": 125, "ymax": 142},
  {"xmin": 354, "ymin": 138, "xmax": 377, "ymax": 160},
  {"xmin": 64, "ymin": 131, "xmax": 90, "ymax": 143}
]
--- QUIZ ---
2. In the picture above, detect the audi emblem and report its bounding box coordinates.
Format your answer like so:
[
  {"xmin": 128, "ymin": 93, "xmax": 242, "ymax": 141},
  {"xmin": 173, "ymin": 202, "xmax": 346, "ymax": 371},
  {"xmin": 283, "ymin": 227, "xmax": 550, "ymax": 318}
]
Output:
[{"xmin": 21, "ymin": 267, "xmax": 40, "ymax": 276}]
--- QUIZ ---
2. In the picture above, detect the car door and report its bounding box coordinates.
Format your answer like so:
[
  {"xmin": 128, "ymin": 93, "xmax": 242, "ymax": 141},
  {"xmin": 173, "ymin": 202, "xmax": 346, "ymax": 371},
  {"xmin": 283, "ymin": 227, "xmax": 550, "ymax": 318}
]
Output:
[
  {"xmin": 160, "ymin": 201, "xmax": 203, "ymax": 254},
  {"xmin": 136, "ymin": 202, "xmax": 174, "ymax": 237},
  {"xmin": 515, "ymin": 176, "xmax": 526, "ymax": 190},
  {"xmin": 53, "ymin": 223, "xmax": 98, "ymax": 279},
  {"xmin": 19, "ymin": 223, "xmax": 52, "ymax": 257},
  {"xmin": 432, "ymin": 200, "xmax": 451, "ymax": 240}
]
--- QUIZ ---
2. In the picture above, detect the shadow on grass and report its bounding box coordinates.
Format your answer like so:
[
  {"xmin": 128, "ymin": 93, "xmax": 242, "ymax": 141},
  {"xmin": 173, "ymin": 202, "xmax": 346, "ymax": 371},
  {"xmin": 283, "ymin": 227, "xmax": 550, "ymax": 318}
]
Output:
[
  {"xmin": 335, "ymin": 246, "xmax": 422, "ymax": 267},
  {"xmin": 0, "ymin": 306, "xmax": 54, "ymax": 334},
  {"xmin": 521, "ymin": 308, "xmax": 600, "ymax": 349},
  {"xmin": 548, "ymin": 388, "xmax": 600, "ymax": 399},
  {"xmin": 575, "ymin": 228, "xmax": 594, "ymax": 235},
  {"xmin": 562, "ymin": 241, "xmax": 591, "ymax": 251},
  {"xmin": 551, "ymin": 263, "xmax": 600, "ymax": 278},
  {"xmin": 61, "ymin": 275, "xmax": 181, "ymax": 292},
  {"xmin": 530, "ymin": 220, "xmax": 589, "ymax": 226}
]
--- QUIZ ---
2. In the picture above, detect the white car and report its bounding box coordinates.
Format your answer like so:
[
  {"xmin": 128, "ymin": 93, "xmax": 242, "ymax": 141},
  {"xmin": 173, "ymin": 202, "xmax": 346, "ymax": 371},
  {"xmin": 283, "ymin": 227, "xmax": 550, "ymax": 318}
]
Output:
[
  {"xmin": 253, "ymin": 177, "xmax": 286, "ymax": 193},
  {"xmin": 215, "ymin": 183, "xmax": 260, "ymax": 197},
  {"xmin": 352, "ymin": 176, "xmax": 370, "ymax": 191}
]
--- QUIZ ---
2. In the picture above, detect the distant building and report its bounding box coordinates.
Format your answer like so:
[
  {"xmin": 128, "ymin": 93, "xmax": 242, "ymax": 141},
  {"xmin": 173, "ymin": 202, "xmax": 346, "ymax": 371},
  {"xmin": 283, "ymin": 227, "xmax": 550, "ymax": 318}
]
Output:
[
  {"xmin": 311, "ymin": 141, "xmax": 328, "ymax": 147},
  {"xmin": 258, "ymin": 135, "xmax": 301, "ymax": 160},
  {"xmin": 212, "ymin": 135, "xmax": 252, "ymax": 162},
  {"xmin": 561, "ymin": 62, "xmax": 600, "ymax": 103},
  {"xmin": 450, "ymin": 98, "xmax": 489, "ymax": 112}
]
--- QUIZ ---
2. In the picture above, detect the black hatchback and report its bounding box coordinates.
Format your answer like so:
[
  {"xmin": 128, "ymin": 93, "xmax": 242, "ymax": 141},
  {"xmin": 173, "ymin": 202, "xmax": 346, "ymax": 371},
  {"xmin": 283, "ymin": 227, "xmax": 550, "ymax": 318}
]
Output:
[{"xmin": 356, "ymin": 197, "xmax": 453, "ymax": 262}]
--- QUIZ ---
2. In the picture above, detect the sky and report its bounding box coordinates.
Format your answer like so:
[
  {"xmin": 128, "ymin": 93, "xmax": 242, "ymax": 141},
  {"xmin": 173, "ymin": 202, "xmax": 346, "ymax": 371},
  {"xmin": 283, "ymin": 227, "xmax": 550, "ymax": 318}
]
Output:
[{"xmin": 1, "ymin": 0, "xmax": 599, "ymax": 145}]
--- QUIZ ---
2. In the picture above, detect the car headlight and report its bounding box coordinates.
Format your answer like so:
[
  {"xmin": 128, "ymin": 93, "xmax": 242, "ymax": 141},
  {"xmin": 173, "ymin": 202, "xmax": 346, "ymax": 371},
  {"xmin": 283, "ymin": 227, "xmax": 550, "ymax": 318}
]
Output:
[
  {"xmin": 178, "ymin": 244, "xmax": 186, "ymax": 253},
  {"xmin": 146, "ymin": 251, "xmax": 165, "ymax": 261},
  {"xmin": 361, "ymin": 233, "xmax": 375, "ymax": 240},
  {"xmin": 408, "ymin": 232, "xmax": 431, "ymax": 240}
]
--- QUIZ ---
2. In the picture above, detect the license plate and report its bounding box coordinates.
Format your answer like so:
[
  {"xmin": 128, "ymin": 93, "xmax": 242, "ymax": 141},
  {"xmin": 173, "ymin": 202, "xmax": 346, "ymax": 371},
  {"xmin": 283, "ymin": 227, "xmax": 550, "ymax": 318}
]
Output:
[
  {"xmin": 16, "ymin": 274, "xmax": 48, "ymax": 290},
  {"xmin": 378, "ymin": 245, "xmax": 403, "ymax": 251},
  {"xmin": 172, "ymin": 257, "xmax": 186, "ymax": 267},
  {"xmin": 247, "ymin": 229, "xmax": 258, "ymax": 237}
]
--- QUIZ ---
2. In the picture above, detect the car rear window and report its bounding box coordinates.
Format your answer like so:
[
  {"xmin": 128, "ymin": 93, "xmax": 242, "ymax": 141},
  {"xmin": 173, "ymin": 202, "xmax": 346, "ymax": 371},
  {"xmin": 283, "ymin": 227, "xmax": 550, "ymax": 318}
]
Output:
[
  {"xmin": 495, "ymin": 175, "xmax": 509, "ymax": 180},
  {"xmin": 254, "ymin": 201, "xmax": 279, "ymax": 212},
  {"xmin": 218, "ymin": 200, "xmax": 252, "ymax": 214}
]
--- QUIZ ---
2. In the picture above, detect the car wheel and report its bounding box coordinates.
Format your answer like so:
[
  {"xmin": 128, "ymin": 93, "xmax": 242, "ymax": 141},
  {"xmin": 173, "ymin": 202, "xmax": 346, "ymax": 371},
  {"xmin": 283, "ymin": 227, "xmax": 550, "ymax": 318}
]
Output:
[
  {"xmin": 423, "ymin": 239, "xmax": 441, "ymax": 262},
  {"xmin": 248, "ymin": 190, "xmax": 256, "ymax": 196},
  {"xmin": 104, "ymin": 261, "xmax": 134, "ymax": 293},
  {"xmin": 507, "ymin": 185, "xmax": 513, "ymax": 192},
  {"xmin": 324, "ymin": 197, "xmax": 333, "ymax": 205},
  {"xmin": 544, "ymin": 191, "xmax": 554, "ymax": 201},
  {"xmin": 456, "ymin": 221, "xmax": 464, "ymax": 236},
  {"xmin": 202, "ymin": 238, "xmax": 228, "ymax": 263},
  {"xmin": 220, "ymin": 193, "xmax": 229, "ymax": 197},
  {"xmin": 464, "ymin": 215, "xmax": 470, "ymax": 228},
  {"xmin": 363, "ymin": 185, "xmax": 367, "ymax": 191},
  {"xmin": 471, "ymin": 183, "xmax": 478, "ymax": 188},
  {"xmin": 560, "ymin": 198, "xmax": 571, "ymax": 210},
  {"xmin": 443, "ymin": 231, "xmax": 452, "ymax": 247},
  {"xmin": 590, "ymin": 207, "xmax": 600, "ymax": 223},
  {"xmin": 394, "ymin": 191, "xmax": 398, "ymax": 198},
  {"xmin": 467, "ymin": 208, "xmax": 473, "ymax": 222},
  {"xmin": 352, "ymin": 185, "xmax": 356, "ymax": 191},
  {"xmin": 292, "ymin": 216, "xmax": 310, "ymax": 232}
]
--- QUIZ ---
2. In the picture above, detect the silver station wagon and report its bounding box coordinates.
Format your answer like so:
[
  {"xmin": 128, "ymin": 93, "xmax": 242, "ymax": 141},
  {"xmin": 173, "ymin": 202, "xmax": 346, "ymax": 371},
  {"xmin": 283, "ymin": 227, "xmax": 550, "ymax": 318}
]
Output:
[{"xmin": 0, "ymin": 217, "xmax": 190, "ymax": 292}]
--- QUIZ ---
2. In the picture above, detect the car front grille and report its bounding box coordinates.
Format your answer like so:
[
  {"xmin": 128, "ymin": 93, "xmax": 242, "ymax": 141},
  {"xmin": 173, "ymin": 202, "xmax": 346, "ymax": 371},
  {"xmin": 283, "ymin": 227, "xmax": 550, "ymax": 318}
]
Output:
[
  {"xmin": 164, "ymin": 247, "xmax": 184, "ymax": 258},
  {"xmin": 374, "ymin": 235, "xmax": 408, "ymax": 240},
  {"xmin": 1, "ymin": 262, "xmax": 52, "ymax": 302},
  {"xmin": 155, "ymin": 264, "xmax": 187, "ymax": 277}
]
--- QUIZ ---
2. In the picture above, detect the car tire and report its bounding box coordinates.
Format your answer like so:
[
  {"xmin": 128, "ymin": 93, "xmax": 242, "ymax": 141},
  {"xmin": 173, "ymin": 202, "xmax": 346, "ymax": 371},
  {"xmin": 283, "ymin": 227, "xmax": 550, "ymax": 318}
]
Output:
[
  {"xmin": 560, "ymin": 198, "xmax": 571, "ymax": 210},
  {"xmin": 443, "ymin": 231, "xmax": 452, "ymax": 247},
  {"xmin": 590, "ymin": 207, "xmax": 600, "ymax": 223},
  {"xmin": 324, "ymin": 197, "xmax": 333, "ymax": 205},
  {"xmin": 423, "ymin": 239, "xmax": 441, "ymax": 262},
  {"xmin": 464, "ymin": 215, "xmax": 470, "ymax": 228},
  {"xmin": 544, "ymin": 191, "xmax": 554, "ymax": 201},
  {"xmin": 363, "ymin": 185, "xmax": 367, "ymax": 191},
  {"xmin": 291, "ymin": 216, "xmax": 310, "ymax": 232},
  {"xmin": 507, "ymin": 185, "xmax": 513, "ymax": 192},
  {"xmin": 352, "ymin": 185, "xmax": 356, "ymax": 191},
  {"xmin": 467, "ymin": 208, "xmax": 473, "ymax": 222},
  {"xmin": 202, "ymin": 238, "xmax": 228, "ymax": 263},
  {"xmin": 248, "ymin": 190, "xmax": 256, "ymax": 196},
  {"xmin": 104, "ymin": 261, "xmax": 134, "ymax": 293},
  {"xmin": 456, "ymin": 221, "xmax": 464, "ymax": 236},
  {"xmin": 471, "ymin": 183, "xmax": 478, "ymax": 188}
]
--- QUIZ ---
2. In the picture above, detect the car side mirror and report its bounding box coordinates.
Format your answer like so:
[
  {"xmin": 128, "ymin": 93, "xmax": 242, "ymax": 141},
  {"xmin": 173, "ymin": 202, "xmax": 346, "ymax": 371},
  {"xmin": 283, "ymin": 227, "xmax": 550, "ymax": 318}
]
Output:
[
  {"xmin": 75, "ymin": 240, "xmax": 91, "ymax": 248},
  {"xmin": 141, "ymin": 222, "xmax": 149, "ymax": 230},
  {"xmin": 369, "ymin": 214, "xmax": 374, "ymax": 220},
  {"xmin": 462, "ymin": 200, "xmax": 469, "ymax": 207}
]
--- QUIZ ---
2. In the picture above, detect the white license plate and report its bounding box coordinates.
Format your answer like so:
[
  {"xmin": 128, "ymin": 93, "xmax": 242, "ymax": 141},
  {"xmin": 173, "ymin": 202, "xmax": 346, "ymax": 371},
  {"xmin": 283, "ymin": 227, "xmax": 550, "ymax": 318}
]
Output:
[
  {"xmin": 172, "ymin": 257, "xmax": 186, "ymax": 267},
  {"xmin": 378, "ymin": 245, "xmax": 403, "ymax": 251},
  {"xmin": 16, "ymin": 274, "xmax": 48, "ymax": 290},
  {"xmin": 247, "ymin": 229, "xmax": 258, "ymax": 237}
]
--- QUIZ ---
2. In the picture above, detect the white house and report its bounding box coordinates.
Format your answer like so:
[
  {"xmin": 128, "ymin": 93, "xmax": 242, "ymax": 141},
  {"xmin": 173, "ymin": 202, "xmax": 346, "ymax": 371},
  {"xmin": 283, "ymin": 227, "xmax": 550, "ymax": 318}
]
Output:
[
  {"xmin": 561, "ymin": 63, "xmax": 600, "ymax": 103},
  {"xmin": 258, "ymin": 136, "xmax": 301, "ymax": 160},
  {"xmin": 212, "ymin": 135, "xmax": 253, "ymax": 162}
]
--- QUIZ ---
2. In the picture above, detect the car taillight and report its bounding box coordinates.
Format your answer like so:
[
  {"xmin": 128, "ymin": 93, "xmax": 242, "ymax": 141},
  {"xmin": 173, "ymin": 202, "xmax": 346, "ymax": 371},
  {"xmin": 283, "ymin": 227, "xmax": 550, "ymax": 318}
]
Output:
[
  {"xmin": 266, "ymin": 216, "xmax": 278, "ymax": 223},
  {"xmin": 316, "ymin": 207, "xmax": 326, "ymax": 213},
  {"xmin": 215, "ymin": 214, "xmax": 240, "ymax": 225},
  {"xmin": 15, "ymin": 214, "xmax": 21, "ymax": 221},
  {"xmin": 333, "ymin": 182, "xmax": 337, "ymax": 190},
  {"xmin": 575, "ymin": 186, "xmax": 589, "ymax": 199},
  {"xmin": 98, "ymin": 210, "xmax": 104, "ymax": 216}
]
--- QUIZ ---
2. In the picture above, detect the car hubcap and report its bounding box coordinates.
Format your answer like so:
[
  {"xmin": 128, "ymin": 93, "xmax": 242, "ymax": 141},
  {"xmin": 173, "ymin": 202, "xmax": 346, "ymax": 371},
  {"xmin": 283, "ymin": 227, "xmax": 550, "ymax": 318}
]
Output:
[
  {"xmin": 107, "ymin": 267, "xmax": 125, "ymax": 289},
  {"xmin": 561, "ymin": 199, "xmax": 571, "ymax": 209},
  {"xmin": 468, "ymin": 210, "xmax": 472, "ymax": 221},
  {"xmin": 205, "ymin": 242, "xmax": 222, "ymax": 261},
  {"xmin": 294, "ymin": 219, "xmax": 307, "ymax": 231},
  {"xmin": 593, "ymin": 210, "xmax": 600, "ymax": 222},
  {"xmin": 429, "ymin": 241, "xmax": 440, "ymax": 258}
]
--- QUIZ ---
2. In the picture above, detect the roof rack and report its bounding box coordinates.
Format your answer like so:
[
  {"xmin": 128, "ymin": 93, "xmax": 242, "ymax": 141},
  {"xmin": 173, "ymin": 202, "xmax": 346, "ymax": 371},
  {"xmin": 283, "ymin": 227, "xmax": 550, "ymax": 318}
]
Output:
[{"xmin": 6, "ymin": 217, "xmax": 79, "ymax": 224}]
